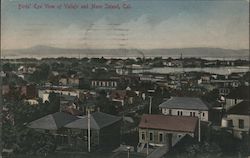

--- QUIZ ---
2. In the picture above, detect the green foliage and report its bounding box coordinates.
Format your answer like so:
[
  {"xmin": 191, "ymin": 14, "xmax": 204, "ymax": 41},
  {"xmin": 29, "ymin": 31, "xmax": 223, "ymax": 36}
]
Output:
[
  {"xmin": 2, "ymin": 63, "xmax": 14, "ymax": 72},
  {"xmin": 48, "ymin": 92, "xmax": 60, "ymax": 113},
  {"xmin": 2, "ymin": 96, "xmax": 59, "ymax": 155},
  {"xmin": 29, "ymin": 63, "xmax": 50, "ymax": 83},
  {"xmin": 95, "ymin": 91, "xmax": 118, "ymax": 115}
]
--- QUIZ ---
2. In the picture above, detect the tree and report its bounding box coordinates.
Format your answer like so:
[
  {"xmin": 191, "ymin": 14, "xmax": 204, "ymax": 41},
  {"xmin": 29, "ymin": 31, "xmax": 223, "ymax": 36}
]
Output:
[
  {"xmin": 2, "ymin": 63, "xmax": 14, "ymax": 72},
  {"xmin": 48, "ymin": 92, "xmax": 60, "ymax": 113},
  {"xmin": 29, "ymin": 63, "xmax": 50, "ymax": 83}
]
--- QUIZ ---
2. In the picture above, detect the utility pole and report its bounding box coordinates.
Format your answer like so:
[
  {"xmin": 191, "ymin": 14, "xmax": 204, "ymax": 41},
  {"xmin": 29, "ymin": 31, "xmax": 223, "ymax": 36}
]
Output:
[
  {"xmin": 146, "ymin": 128, "xmax": 149, "ymax": 155},
  {"xmin": 198, "ymin": 111, "xmax": 201, "ymax": 142},
  {"xmin": 147, "ymin": 89, "xmax": 155, "ymax": 114},
  {"xmin": 126, "ymin": 146, "xmax": 131, "ymax": 158},
  {"xmin": 149, "ymin": 96, "xmax": 152, "ymax": 114},
  {"xmin": 87, "ymin": 109, "xmax": 91, "ymax": 152}
]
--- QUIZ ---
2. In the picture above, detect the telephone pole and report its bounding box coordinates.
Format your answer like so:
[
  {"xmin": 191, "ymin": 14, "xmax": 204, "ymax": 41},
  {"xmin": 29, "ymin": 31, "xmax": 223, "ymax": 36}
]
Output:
[
  {"xmin": 149, "ymin": 96, "xmax": 152, "ymax": 114},
  {"xmin": 87, "ymin": 109, "xmax": 91, "ymax": 152},
  {"xmin": 198, "ymin": 111, "xmax": 201, "ymax": 142}
]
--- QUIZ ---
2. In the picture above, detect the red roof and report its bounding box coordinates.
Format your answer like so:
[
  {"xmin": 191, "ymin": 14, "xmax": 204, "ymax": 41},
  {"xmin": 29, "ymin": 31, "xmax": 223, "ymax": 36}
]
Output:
[{"xmin": 139, "ymin": 114, "xmax": 198, "ymax": 133}]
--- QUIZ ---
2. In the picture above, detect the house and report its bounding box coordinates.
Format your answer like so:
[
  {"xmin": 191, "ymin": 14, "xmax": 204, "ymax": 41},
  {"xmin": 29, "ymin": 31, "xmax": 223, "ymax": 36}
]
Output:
[
  {"xmin": 28, "ymin": 112, "xmax": 79, "ymax": 131},
  {"xmin": 38, "ymin": 86, "xmax": 80, "ymax": 102},
  {"xmin": 28, "ymin": 112, "xmax": 122, "ymax": 151},
  {"xmin": 138, "ymin": 114, "xmax": 198, "ymax": 152},
  {"xmin": 159, "ymin": 97, "xmax": 210, "ymax": 121},
  {"xmin": 221, "ymin": 101, "xmax": 250, "ymax": 139},
  {"xmin": 60, "ymin": 94, "xmax": 80, "ymax": 111},
  {"xmin": 90, "ymin": 79, "xmax": 119, "ymax": 90},
  {"xmin": 80, "ymin": 99, "xmax": 98, "ymax": 114},
  {"xmin": 224, "ymin": 86, "xmax": 249, "ymax": 109},
  {"xmin": 200, "ymin": 75, "xmax": 211, "ymax": 84},
  {"xmin": 20, "ymin": 84, "xmax": 37, "ymax": 99},
  {"xmin": 64, "ymin": 112, "xmax": 122, "ymax": 150},
  {"xmin": 18, "ymin": 65, "xmax": 36, "ymax": 74},
  {"xmin": 109, "ymin": 90, "xmax": 137, "ymax": 106},
  {"xmin": 210, "ymin": 79, "xmax": 240, "ymax": 88},
  {"xmin": 115, "ymin": 66, "xmax": 132, "ymax": 75},
  {"xmin": 59, "ymin": 75, "xmax": 84, "ymax": 88},
  {"xmin": 27, "ymin": 112, "xmax": 79, "ymax": 146}
]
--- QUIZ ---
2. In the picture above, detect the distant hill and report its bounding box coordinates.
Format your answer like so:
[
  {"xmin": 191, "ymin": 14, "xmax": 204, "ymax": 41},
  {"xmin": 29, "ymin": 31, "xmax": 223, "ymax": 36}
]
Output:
[{"xmin": 2, "ymin": 45, "xmax": 249, "ymax": 60}]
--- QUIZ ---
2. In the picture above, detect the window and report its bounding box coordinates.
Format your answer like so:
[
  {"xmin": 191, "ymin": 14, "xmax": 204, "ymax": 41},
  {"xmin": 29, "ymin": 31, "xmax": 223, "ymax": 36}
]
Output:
[
  {"xmin": 177, "ymin": 111, "xmax": 182, "ymax": 116},
  {"xmin": 141, "ymin": 133, "xmax": 145, "ymax": 140},
  {"xmin": 169, "ymin": 109, "xmax": 172, "ymax": 115},
  {"xmin": 159, "ymin": 133, "xmax": 163, "ymax": 142},
  {"xmin": 239, "ymin": 119, "xmax": 244, "ymax": 129},
  {"xmin": 228, "ymin": 120, "xmax": 233, "ymax": 127},
  {"xmin": 202, "ymin": 113, "xmax": 205, "ymax": 117},
  {"xmin": 190, "ymin": 112, "xmax": 196, "ymax": 117},
  {"xmin": 149, "ymin": 132, "xmax": 153, "ymax": 141}
]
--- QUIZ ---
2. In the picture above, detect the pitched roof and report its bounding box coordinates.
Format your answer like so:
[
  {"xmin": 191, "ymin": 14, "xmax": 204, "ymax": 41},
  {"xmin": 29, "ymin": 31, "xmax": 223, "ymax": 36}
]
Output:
[
  {"xmin": 110, "ymin": 90, "xmax": 127, "ymax": 100},
  {"xmin": 169, "ymin": 134, "xmax": 197, "ymax": 153},
  {"xmin": 227, "ymin": 101, "xmax": 250, "ymax": 115},
  {"xmin": 227, "ymin": 86, "xmax": 250, "ymax": 100},
  {"xmin": 159, "ymin": 97, "xmax": 209, "ymax": 110},
  {"xmin": 139, "ymin": 114, "xmax": 198, "ymax": 133},
  {"xmin": 64, "ymin": 112, "xmax": 121, "ymax": 130},
  {"xmin": 28, "ymin": 112, "xmax": 79, "ymax": 130},
  {"xmin": 60, "ymin": 94, "xmax": 78, "ymax": 102},
  {"xmin": 63, "ymin": 107, "xmax": 83, "ymax": 116}
]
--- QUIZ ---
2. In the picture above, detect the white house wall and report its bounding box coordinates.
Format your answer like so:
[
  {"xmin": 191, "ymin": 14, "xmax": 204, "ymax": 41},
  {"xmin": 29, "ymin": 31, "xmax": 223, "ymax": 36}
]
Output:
[
  {"xmin": 161, "ymin": 108, "xmax": 208, "ymax": 121},
  {"xmin": 227, "ymin": 114, "xmax": 250, "ymax": 132}
]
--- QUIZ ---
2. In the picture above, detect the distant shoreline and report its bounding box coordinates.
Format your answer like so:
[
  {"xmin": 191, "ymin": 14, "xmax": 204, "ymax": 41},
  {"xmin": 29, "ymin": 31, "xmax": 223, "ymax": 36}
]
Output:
[{"xmin": 2, "ymin": 46, "xmax": 249, "ymax": 61}]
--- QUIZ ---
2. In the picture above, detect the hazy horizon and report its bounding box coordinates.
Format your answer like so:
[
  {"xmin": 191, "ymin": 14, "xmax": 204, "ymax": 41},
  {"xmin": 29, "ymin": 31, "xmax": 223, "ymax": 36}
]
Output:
[{"xmin": 2, "ymin": 46, "xmax": 249, "ymax": 60}]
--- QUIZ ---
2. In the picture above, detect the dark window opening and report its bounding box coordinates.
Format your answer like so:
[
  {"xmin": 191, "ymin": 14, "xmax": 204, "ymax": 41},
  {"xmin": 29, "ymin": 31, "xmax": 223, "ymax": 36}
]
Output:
[{"xmin": 239, "ymin": 119, "xmax": 244, "ymax": 129}]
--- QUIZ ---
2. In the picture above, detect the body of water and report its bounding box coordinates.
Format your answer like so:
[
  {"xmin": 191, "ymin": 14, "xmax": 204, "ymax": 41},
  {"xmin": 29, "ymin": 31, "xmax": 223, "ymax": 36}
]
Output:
[{"xmin": 133, "ymin": 66, "xmax": 250, "ymax": 75}]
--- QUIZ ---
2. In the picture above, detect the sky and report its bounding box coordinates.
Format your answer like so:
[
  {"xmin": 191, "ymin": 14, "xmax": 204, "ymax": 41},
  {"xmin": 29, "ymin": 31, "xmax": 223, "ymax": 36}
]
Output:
[{"xmin": 1, "ymin": 0, "xmax": 249, "ymax": 50}]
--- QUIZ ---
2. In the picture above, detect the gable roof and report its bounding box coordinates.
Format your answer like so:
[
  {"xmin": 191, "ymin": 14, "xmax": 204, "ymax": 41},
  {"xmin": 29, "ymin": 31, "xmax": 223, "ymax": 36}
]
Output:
[
  {"xmin": 139, "ymin": 114, "xmax": 198, "ymax": 133},
  {"xmin": 159, "ymin": 97, "xmax": 209, "ymax": 110},
  {"xmin": 169, "ymin": 134, "xmax": 197, "ymax": 154},
  {"xmin": 60, "ymin": 94, "xmax": 78, "ymax": 102},
  {"xmin": 28, "ymin": 112, "xmax": 79, "ymax": 130},
  {"xmin": 64, "ymin": 112, "xmax": 121, "ymax": 130},
  {"xmin": 227, "ymin": 101, "xmax": 250, "ymax": 115},
  {"xmin": 227, "ymin": 86, "xmax": 250, "ymax": 100}
]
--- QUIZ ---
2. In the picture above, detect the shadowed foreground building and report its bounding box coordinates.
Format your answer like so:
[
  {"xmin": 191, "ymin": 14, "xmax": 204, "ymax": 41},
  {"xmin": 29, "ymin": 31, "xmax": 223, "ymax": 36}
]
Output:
[
  {"xmin": 221, "ymin": 100, "xmax": 250, "ymax": 139},
  {"xmin": 64, "ymin": 112, "xmax": 122, "ymax": 150},
  {"xmin": 28, "ymin": 112, "xmax": 122, "ymax": 151}
]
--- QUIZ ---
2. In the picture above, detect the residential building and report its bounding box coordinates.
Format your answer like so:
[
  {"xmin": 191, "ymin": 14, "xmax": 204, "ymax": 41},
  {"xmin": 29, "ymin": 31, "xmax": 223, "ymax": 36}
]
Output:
[
  {"xmin": 159, "ymin": 97, "xmax": 210, "ymax": 121},
  {"xmin": 90, "ymin": 79, "xmax": 118, "ymax": 90},
  {"xmin": 224, "ymin": 86, "xmax": 249, "ymax": 109},
  {"xmin": 28, "ymin": 112, "xmax": 122, "ymax": 151},
  {"xmin": 138, "ymin": 114, "xmax": 198, "ymax": 152},
  {"xmin": 221, "ymin": 101, "xmax": 250, "ymax": 139},
  {"xmin": 20, "ymin": 84, "xmax": 37, "ymax": 99},
  {"xmin": 64, "ymin": 112, "xmax": 122, "ymax": 150}
]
